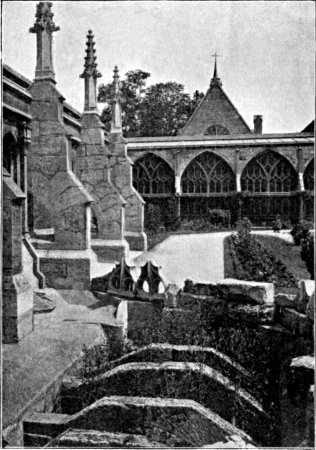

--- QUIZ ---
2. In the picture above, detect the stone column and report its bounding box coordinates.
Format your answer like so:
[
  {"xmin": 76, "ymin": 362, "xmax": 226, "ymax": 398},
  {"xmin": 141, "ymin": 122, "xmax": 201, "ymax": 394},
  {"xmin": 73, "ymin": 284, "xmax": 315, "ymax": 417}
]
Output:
[
  {"xmin": 235, "ymin": 148, "xmax": 242, "ymax": 192},
  {"xmin": 21, "ymin": 123, "xmax": 31, "ymax": 237},
  {"xmin": 235, "ymin": 148, "xmax": 243, "ymax": 220},
  {"xmin": 174, "ymin": 150, "xmax": 181, "ymax": 223},
  {"xmin": 297, "ymin": 147, "xmax": 304, "ymax": 221}
]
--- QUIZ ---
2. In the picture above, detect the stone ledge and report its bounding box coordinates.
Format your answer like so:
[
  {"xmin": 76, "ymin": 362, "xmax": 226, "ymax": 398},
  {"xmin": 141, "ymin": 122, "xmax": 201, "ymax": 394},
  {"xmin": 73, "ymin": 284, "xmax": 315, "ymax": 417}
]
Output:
[{"xmin": 45, "ymin": 428, "xmax": 166, "ymax": 448}]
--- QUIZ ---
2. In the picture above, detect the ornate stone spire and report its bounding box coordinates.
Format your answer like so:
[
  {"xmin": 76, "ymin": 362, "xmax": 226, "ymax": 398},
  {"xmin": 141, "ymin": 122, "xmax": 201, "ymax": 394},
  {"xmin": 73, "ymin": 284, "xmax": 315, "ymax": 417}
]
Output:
[
  {"xmin": 110, "ymin": 66, "xmax": 123, "ymax": 133},
  {"xmin": 211, "ymin": 52, "xmax": 222, "ymax": 87},
  {"xmin": 80, "ymin": 30, "xmax": 102, "ymax": 113},
  {"xmin": 29, "ymin": 2, "xmax": 60, "ymax": 82}
]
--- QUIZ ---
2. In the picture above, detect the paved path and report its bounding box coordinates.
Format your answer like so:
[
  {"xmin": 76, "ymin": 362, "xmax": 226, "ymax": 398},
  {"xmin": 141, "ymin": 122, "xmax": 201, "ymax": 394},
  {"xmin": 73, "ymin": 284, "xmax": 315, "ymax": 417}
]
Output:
[{"xmin": 132, "ymin": 232, "xmax": 231, "ymax": 288}]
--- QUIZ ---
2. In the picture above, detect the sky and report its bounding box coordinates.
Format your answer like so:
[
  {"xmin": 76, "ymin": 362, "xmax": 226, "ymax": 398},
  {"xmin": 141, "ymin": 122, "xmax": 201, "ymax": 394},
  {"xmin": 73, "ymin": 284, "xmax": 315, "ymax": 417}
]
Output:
[{"xmin": 2, "ymin": 1, "xmax": 315, "ymax": 133}]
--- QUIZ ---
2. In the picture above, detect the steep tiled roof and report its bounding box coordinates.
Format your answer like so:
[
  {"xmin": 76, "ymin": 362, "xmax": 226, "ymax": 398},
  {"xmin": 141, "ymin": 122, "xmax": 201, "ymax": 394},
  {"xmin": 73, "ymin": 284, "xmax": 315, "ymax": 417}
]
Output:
[{"xmin": 181, "ymin": 65, "xmax": 252, "ymax": 136}]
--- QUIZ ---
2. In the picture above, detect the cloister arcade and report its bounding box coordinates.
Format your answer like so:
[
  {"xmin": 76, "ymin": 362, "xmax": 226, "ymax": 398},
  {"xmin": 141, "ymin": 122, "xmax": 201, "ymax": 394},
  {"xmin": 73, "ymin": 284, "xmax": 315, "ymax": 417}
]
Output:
[{"xmin": 132, "ymin": 149, "xmax": 314, "ymax": 225}]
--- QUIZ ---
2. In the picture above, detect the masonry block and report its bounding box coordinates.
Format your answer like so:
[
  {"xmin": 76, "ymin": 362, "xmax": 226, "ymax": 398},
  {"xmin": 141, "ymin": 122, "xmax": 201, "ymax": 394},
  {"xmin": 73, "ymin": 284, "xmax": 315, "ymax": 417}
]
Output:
[{"xmin": 40, "ymin": 258, "xmax": 91, "ymax": 290}]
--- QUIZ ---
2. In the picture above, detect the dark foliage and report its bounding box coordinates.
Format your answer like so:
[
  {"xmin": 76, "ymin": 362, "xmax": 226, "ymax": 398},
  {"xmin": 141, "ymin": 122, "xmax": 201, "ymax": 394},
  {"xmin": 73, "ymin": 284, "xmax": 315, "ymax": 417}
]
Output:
[
  {"xmin": 300, "ymin": 233, "xmax": 314, "ymax": 280},
  {"xmin": 290, "ymin": 221, "xmax": 313, "ymax": 246},
  {"xmin": 98, "ymin": 70, "xmax": 204, "ymax": 137}
]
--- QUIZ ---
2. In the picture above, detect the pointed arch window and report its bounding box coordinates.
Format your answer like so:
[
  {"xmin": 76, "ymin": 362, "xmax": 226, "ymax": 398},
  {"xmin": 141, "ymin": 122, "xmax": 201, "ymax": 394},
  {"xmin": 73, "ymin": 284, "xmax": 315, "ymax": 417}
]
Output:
[
  {"xmin": 205, "ymin": 125, "xmax": 229, "ymax": 136},
  {"xmin": 304, "ymin": 159, "xmax": 314, "ymax": 191},
  {"xmin": 133, "ymin": 154, "xmax": 175, "ymax": 195},
  {"xmin": 181, "ymin": 152, "xmax": 235, "ymax": 194},
  {"xmin": 241, "ymin": 151, "xmax": 297, "ymax": 193},
  {"xmin": 3, "ymin": 133, "xmax": 19, "ymax": 185}
]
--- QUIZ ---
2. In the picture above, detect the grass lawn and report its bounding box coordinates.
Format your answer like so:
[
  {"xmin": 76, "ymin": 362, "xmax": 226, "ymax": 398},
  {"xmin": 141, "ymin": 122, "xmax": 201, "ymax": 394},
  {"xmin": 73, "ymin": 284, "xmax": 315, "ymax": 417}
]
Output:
[
  {"xmin": 224, "ymin": 234, "xmax": 311, "ymax": 295},
  {"xmin": 254, "ymin": 235, "xmax": 310, "ymax": 281}
]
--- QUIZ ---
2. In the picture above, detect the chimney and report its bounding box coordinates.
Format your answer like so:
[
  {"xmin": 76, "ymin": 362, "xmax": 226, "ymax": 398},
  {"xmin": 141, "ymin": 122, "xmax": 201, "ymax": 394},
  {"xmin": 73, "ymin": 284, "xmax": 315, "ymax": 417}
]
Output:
[{"xmin": 254, "ymin": 115, "xmax": 263, "ymax": 134}]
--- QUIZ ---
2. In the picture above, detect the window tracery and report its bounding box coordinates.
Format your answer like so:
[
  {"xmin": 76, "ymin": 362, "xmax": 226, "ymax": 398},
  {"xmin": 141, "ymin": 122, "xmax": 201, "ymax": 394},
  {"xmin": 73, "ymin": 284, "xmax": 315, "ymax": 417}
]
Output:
[
  {"xmin": 133, "ymin": 154, "xmax": 175, "ymax": 195},
  {"xmin": 241, "ymin": 151, "xmax": 297, "ymax": 193},
  {"xmin": 181, "ymin": 152, "xmax": 235, "ymax": 194}
]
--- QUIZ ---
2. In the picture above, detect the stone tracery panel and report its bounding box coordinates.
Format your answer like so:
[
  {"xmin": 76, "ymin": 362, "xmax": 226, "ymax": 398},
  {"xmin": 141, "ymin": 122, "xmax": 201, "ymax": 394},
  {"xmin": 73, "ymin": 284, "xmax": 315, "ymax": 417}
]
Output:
[
  {"xmin": 133, "ymin": 154, "xmax": 175, "ymax": 195},
  {"xmin": 241, "ymin": 151, "xmax": 298, "ymax": 193},
  {"xmin": 303, "ymin": 159, "xmax": 314, "ymax": 191},
  {"xmin": 181, "ymin": 152, "xmax": 235, "ymax": 194}
]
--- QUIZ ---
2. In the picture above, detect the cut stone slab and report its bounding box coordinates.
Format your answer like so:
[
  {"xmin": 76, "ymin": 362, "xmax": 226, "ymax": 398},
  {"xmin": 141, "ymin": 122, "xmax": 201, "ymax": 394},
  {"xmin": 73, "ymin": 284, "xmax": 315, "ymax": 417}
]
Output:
[
  {"xmin": 290, "ymin": 355, "xmax": 315, "ymax": 372},
  {"xmin": 295, "ymin": 280, "xmax": 315, "ymax": 314},
  {"xmin": 203, "ymin": 434, "xmax": 256, "ymax": 448},
  {"xmin": 34, "ymin": 291, "xmax": 56, "ymax": 314},
  {"xmin": 275, "ymin": 293, "xmax": 296, "ymax": 308},
  {"xmin": 2, "ymin": 321, "xmax": 105, "ymax": 446},
  {"xmin": 219, "ymin": 279, "xmax": 274, "ymax": 305},
  {"xmin": 45, "ymin": 428, "xmax": 166, "ymax": 447}
]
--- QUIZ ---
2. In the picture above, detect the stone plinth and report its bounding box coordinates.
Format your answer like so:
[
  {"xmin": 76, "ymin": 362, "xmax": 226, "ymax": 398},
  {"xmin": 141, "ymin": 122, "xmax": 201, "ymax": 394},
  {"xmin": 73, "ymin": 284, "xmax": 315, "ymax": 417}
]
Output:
[{"xmin": 38, "ymin": 249, "xmax": 99, "ymax": 290}]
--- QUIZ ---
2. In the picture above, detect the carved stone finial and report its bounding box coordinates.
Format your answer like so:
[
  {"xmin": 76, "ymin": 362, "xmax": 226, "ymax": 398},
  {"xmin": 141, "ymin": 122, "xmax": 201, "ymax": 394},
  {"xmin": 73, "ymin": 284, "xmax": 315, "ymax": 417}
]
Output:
[
  {"xmin": 29, "ymin": 2, "xmax": 60, "ymax": 34},
  {"xmin": 80, "ymin": 29, "xmax": 102, "ymax": 79},
  {"xmin": 110, "ymin": 66, "xmax": 123, "ymax": 133},
  {"xmin": 29, "ymin": 2, "xmax": 60, "ymax": 82}
]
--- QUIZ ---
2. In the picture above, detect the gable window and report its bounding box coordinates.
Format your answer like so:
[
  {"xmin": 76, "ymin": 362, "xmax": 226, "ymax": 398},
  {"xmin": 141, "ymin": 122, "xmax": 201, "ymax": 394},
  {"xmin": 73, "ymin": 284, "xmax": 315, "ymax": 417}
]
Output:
[{"xmin": 205, "ymin": 125, "xmax": 229, "ymax": 136}]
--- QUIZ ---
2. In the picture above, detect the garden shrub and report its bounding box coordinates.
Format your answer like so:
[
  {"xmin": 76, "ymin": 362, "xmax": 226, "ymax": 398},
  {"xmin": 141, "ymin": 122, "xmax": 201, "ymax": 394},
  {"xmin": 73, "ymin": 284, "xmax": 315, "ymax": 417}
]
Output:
[
  {"xmin": 208, "ymin": 208, "xmax": 230, "ymax": 227},
  {"xmin": 228, "ymin": 228, "xmax": 297, "ymax": 288},
  {"xmin": 290, "ymin": 221, "xmax": 313, "ymax": 246},
  {"xmin": 300, "ymin": 233, "xmax": 314, "ymax": 280},
  {"xmin": 180, "ymin": 218, "xmax": 230, "ymax": 232},
  {"xmin": 235, "ymin": 217, "xmax": 252, "ymax": 236}
]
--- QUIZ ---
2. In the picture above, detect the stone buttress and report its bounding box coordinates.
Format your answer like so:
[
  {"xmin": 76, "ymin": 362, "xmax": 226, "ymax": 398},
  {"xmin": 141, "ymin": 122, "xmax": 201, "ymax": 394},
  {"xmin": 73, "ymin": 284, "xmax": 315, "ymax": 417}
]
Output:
[
  {"xmin": 2, "ymin": 169, "xmax": 33, "ymax": 342},
  {"xmin": 109, "ymin": 67, "xmax": 147, "ymax": 251},
  {"xmin": 77, "ymin": 30, "xmax": 129, "ymax": 261},
  {"xmin": 28, "ymin": 2, "xmax": 95, "ymax": 289}
]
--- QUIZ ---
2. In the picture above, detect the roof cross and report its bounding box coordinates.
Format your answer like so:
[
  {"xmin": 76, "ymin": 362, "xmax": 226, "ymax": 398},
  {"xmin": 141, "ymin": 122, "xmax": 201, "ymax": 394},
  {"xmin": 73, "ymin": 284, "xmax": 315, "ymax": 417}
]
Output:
[
  {"xmin": 211, "ymin": 51, "xmax": 222, "ymax": 81},
  {"xmin": 211, "ymin": 51, "xmax": 222, "ymax": 64}
]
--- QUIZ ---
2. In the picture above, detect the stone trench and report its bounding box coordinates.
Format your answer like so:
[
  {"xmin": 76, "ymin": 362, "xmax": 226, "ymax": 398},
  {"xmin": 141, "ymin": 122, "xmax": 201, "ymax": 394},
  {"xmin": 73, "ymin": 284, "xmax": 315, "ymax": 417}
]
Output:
[{"xmin": 19, "ymin": 251, "xmax": 314, "ymax": 449}]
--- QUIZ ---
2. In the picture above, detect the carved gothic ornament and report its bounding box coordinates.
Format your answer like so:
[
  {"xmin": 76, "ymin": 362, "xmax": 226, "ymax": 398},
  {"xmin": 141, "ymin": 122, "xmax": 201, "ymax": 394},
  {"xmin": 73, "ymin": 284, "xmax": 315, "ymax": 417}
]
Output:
[
  {"xmin": 80, "ymin": 30, "xmax": 102, "ymax": 79},
  {"xmin": 135, "ymin": 261, "xmax": 166, "ymax": 300},
  {"xmin": 29, "ymin": 2, "xmax": 60, "ymax": 34},
  {"xmin": 108, "ymin": 259, "xmax": 135, "ymax": 299},
  {"xmin": 107, "ymin": 258, "xmax": 166, "ymax": 302}
]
